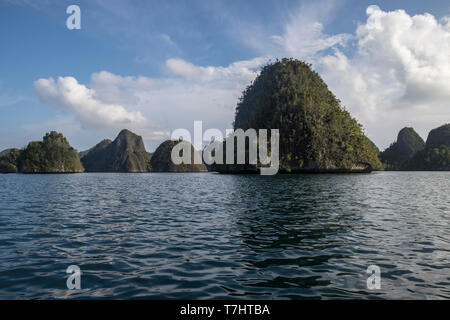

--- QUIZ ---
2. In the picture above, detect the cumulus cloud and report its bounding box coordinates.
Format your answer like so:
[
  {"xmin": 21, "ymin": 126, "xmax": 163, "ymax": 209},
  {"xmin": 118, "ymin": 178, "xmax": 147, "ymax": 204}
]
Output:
[
  {"xmin": 34, "ymin": 76, "xmax": 146, "ymax": 129},
  {"xmin": 89, "ymin": 71, "xmax": 155, "ymax": 107},
  {"xmin": 91, "ymin": 71, "xmax": 154, "ymax": 89},
  {"xmin": 316, "ymin": 5, "xmax": 450, "ymax": 147},
  {"xmin": 166, "ymin": 57, "xmax": 265, "ymax": 83},
  {"xmin": 270, "ymin": 0, "xmax": 350, "ymax": 60}
]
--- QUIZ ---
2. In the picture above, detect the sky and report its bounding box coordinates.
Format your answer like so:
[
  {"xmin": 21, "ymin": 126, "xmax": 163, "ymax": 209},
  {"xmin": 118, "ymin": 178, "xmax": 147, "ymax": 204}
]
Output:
[{"xmin": 1, "ymin": 0, "xmax": 450, "ymax": 152}]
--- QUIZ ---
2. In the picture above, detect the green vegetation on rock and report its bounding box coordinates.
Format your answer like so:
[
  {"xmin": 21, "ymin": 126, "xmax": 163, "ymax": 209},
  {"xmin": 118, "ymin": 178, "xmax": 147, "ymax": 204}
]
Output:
[
  {"xmin": 402, "ymin": 124, "xmax": 450, "ymax": 170},
  {"xmin": 18, "ymin": 131, "xmax": 84, "ymax": 173},
  {"xmin": 0, "ymin": 148, "xmax": 21, "ymax": 173},
  {"xmin": 79, "ymin": 139, "xmax": 112, "ymax": 159},
  {"xmin": 425, "ymin": 123, "xmax": 450, "ymax": 149},
  {"xmin": 214, "ymin": 58, "xmax": 382, "ymax": 173},
  {"xmin": 81, "ymin": 129, "xmax": 151, "ymax": 172},
  {"xmin": 380, "ymin": 127, "xmax": 425, "ymax": 170},
  {"xmin": 150, "ymin": 140, "xmax": 207, "ymax": 172}
]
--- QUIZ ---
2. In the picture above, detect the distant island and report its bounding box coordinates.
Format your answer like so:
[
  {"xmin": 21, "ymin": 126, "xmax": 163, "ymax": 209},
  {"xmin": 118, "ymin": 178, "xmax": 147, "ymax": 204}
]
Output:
[
  {"xmin": 0, "ymin": 131, "xmax": 83, "ymax": 173},
  {"xmin": 1, "ymin": 58, "xmax": 449, "ymax": 174},
  {"xmin": 0, "ymin": 130, "xmax": 208, "ymax": 174},
  {"xmin": 80, "ymin": 129, "xmax": 151, "ymax": 172},
  {"xmin": 150, "ymin": 140, "xmax": 207, "ymax": 172},
  {"xmin": 381, "ymin": 124, "xmax": 450, "ymax": 171},
  {"xmin": 1, "ymin": 126, "xmax": 449, "ymax": 174},
  {"xmin": 379, "ymin": 127, "xmax": 425, "ymax": 170}
]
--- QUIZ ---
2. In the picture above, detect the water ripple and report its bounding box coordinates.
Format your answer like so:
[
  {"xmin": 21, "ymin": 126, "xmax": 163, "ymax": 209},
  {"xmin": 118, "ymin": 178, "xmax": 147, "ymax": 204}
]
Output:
[{"xmin": 0, "ymin": 172, "xmax": 448, "ymax": 299}]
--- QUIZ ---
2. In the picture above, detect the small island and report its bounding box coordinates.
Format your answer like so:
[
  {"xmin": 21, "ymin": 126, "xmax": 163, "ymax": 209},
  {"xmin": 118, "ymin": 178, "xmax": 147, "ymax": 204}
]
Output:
[
  {"xmin": 150, "ymin": 140, "xmax": 207, "ymax": 172},
  {"xmin": 211, "ymin": 58, "xmax": 382, "ymax": 173},
  {"xmin": 0, "ymin": 131, "xmax": 83, "ymax": 173},
  {"xmin": 379, "ymin": 127, "xmax": 425, "ymax": 170},
  {"xmin": 80, "ymin": 129, "xmax": 151, "ymax": 172},
  {"xmin": 380, "ymin": 124, "xmax": 450, "ymax": 171}
]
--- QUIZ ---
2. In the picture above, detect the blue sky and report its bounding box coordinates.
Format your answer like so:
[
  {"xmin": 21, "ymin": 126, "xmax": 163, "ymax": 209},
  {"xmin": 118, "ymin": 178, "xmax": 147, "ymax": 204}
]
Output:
[{"xmin": 1, "ymin": 0, "xmax": 450, "ymax": 151}]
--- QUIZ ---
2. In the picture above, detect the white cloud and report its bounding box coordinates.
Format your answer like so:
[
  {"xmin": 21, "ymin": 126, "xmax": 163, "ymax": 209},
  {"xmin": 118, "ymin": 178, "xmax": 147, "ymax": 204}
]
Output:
[
  {"xmin": 166, "ymin": 57, "xmax": 265, "ymax": 83},
  {"xmin": 91, "ymin": 71, "xmax": 154, "ymax": 89},
  {"xmin": 33, "ymin": 76, "xmax": 146, "ymax": 129},
  {"xmin": 89, "ymin": 71, "xmax": 155, "ymax": 107},
  {"xmin": 270, "ymin": 1, "xmax": 350, "ymax": 60},
  {"xmin": 316, "ymin": 6, "xmax": 450, "ymax": 148}
]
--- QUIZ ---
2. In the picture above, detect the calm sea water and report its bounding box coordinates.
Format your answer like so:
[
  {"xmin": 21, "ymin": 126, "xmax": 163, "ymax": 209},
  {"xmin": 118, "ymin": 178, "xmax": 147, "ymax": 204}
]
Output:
[{"xmin": 0, "ymin": 172, "xmax": 448, "ymax": 299}]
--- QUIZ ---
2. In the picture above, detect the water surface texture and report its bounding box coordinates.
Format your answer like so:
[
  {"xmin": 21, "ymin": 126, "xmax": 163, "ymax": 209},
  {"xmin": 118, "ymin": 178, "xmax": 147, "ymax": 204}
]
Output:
[{"xmin": 0, "ymin": 172, "xmax": 449, "ymax": 299}]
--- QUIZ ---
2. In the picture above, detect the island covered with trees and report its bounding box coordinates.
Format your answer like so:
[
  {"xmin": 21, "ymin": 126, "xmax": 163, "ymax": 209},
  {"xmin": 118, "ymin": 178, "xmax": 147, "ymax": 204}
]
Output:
[
  {"xmin": 382, "ymin": 124, "xmax": 450, "ymax": 171},
  {"xmin": 0, "ymin": 131, "xmax": 83, "ymax": 173},
  {"xmin": 212, "ymin": 58, "xmax": 382, "ymax": 173},
  {"xmin": 0, "ymin": 59, "xmax": 448, "ymax": 173}
]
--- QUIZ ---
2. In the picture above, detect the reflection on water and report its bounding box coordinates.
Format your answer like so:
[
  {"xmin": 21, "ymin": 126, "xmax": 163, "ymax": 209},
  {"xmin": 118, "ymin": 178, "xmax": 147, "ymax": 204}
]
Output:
[{"xmin": 0, "ymin": 172, "xmax": 448, "ymax": 299}]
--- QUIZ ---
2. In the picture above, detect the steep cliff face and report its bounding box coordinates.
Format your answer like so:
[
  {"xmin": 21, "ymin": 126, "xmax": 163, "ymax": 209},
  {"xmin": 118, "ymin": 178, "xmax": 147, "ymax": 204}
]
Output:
[
  {"xmin": 150, "ymin": 140, "xmax": 207, "ymax": 172},
  {"xmin": 425, "ymin": 124, "xmax": 450, "ymax": 148},
  {"xmin": 380, "ymin": 127, "xmax": 425, "ymax": 170},
  {"xmin": 18, "ymin": 131, "xmax": 84, "ymax": 173},
  {"xmin": 213, "ymin": 58, "xmax": 382, "ymax": 173},
  {"xmin": 81, "ymin": 129, "xmax": 151, "ymax": 172},
  {"xmin": 403, "ymin": 124, "xmax": 450, "ymax": 171}
]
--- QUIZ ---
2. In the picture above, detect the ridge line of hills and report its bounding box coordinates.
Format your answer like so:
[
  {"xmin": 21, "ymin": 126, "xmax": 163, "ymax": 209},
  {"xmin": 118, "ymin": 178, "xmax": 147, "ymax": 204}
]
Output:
[
  {"xmin": 1, "ymin": 124, "xmax": 448, "ymax": 174},
  {"xmin": 1, "ymin": 59, "xmax": 448, "ymax": 173}
]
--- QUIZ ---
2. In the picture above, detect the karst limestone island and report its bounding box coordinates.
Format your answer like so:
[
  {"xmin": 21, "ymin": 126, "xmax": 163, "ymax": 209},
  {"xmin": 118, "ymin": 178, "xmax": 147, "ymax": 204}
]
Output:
[
  {"xmin": 150, "ymin": 140, "xmax": 207, "ymax": 172},
  {"xmin": 0, "ymin": 129, "xmax": 204, "ymax": 173},
  {"xmin": 212, "ymin": 58, "xmax": 382, "ymax": 173},
  {"xmin": 0, "ymin": 131, "xmax": 83, "ymax": 173},
  {"xmin": 380, "ymin": 124, "xmax": 450, "ymax": 171},
  {"xmin": 80, "ymin": 129, "xmax": 151, "ymax": 172},
  {"xmin": 0, "ymin": 59, "xmax": 448, "ymax": 174}
]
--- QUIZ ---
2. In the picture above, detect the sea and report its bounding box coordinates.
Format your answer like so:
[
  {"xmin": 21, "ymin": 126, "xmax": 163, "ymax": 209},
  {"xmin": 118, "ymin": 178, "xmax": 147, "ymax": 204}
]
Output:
[{"xmin": 0, "ymin": 172, "xmax": 448, "ymax": 299}]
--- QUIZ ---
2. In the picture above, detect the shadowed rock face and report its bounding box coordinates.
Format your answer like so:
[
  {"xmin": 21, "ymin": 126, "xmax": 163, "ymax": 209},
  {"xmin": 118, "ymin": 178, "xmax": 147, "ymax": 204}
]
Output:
[
  {"xmin": 212, "ymin": 58, "xmax": 382, "ymax": 174},
  {"xmin": 403, "ymin": 124, "xmax": 450, "ymax": 171},
  {"xmin": 81, "ymin": 129, "xmax": 151, "ymax": 172},
  {"xmin": 78, "ymin": 139, "xmax": 112, "ymax": 159},
  {"xmin": 18, "ymin": 131, "xmax": 84, "ymax": 173},
  {"xmin": 380, "ymin": 127, "xmax": 425, "ymax": 170},
  {"xmin": 150, "ymin": 140, "xmax": 207, "ymax": 172},
  {"xmin": 396, "ymin": 128, "xmax": 426, "ymax": 156},
  {"xmin": 426, "ymin": 124, "xmax": 450, "ymax": 148}
]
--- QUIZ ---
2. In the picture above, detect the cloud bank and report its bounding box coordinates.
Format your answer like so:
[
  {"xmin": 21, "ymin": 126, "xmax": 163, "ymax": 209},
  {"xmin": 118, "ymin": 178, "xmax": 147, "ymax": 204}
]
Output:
[
  {"xmin": 34, "ymin": 76, "xmax": 146, "ymax": 128},
  {"xmin": 318, "ymin": 5, "xmax": 450, "ymax": 147},
  {"xmin": 32, "ymin": 4, "xmax": 450, "ymax": 150}
]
